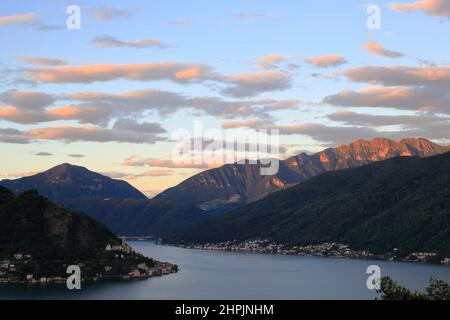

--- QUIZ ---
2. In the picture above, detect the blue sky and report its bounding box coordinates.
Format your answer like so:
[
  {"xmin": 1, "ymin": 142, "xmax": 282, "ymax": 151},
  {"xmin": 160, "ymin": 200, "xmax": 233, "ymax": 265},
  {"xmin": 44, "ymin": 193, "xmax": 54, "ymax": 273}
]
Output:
[{"xmin": 0, "ymin": 0, "xmax": 449, "ymax": 196}]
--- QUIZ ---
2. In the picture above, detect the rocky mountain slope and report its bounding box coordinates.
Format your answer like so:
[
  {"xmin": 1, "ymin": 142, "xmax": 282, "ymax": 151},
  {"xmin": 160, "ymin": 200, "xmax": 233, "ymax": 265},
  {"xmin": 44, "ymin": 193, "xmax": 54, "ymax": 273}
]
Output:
[
  {"xmin": 156, "ymin": 137, "xmax": 450, "ymax": 212},
  {"xmin": 171, "ymin": 151, "xmax": 450, "ymax": 257}
]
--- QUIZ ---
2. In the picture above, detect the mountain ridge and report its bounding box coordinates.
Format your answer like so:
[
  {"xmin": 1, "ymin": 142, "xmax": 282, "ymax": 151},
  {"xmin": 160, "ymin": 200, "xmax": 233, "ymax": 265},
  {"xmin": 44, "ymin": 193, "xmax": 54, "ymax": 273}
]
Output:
[
  {"xmin": 170, "ymin": 151, "xmax": 450, "ymax": 257},
  {"xmin": 156, "ymin": 137, "xmax": 450, "ymax": 212}
]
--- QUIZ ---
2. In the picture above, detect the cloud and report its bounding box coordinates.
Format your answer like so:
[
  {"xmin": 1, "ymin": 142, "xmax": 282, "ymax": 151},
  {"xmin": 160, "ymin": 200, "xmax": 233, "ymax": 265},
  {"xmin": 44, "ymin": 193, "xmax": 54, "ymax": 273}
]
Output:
[
  {"xmin": 0, "ymin": 12, "xmax": 38, "ymax": 26},
  {"xmin": 91, "ymin": 36, "xmax": 168, "ymax": 49},
  {"xmin": 325, "ymin": 65, "xmax": 450, "ymax": 114},
  {"xmin": 0, "ymin": 90, "xmax": 55, "ymax": 110},
  {"xmin": 27, "ymin": 62, "xmax": 216, "ymax": 84},
  {"xmin": 364, "ymin": 41, "xmax": 404, "ymax": 58},
  {"xmin": 323, "ymin": 85, "xmax": 450, "ymax": 113},
  {"xmin": 68, "ymin": 154, "xmax": 84, "ymax": 158},
  {"xmin": 35, "ymin": 152, "xmax": 53, "ymax": 156},
  {"xmin": 101, "ymin": 169, "xmax": 174, "ymax": 180},
  {"xmin": 346, "ymin": 65, "xmax": 450, "ymax": 87},
  {"xmin": 174, "ymin": 19, "xmax": 196, "ymax": 26},
  {"xmin": 27, "ymin": 121, "xmax": 166, "ymax": 144},
  {"xmin": 0, "ymin": 13, "xmax": 64, "ymax": 31},
  {"xmin": 0, "ymin": 128, "xmax": 29, "ymax": 144},
  {"xmin": 234, "ymin": 13, "xmax": 278, "ymax": 21},
  {"xmin": 34, "ymin": 24, "xmax": 65, "ymax": 32},
  {"xmin": 122, "ymin": 155, "xmax": 212, "ymax": 169},
  {"xmin": 64, "ymin": 89, "xmax": 297, "ymax": 121},
  {"xmin": 389, "ymin": 0, "xmax": 450, "ymax": 19},
  {"xmin": 17, "ymin": 55, "xmax": 68, "ymax": 66},
  {"xmin": 327, "ymin": 109, "xmax": 450, "ymax": 142},
  {"xmin": 0, "ymin": 119, "xmax": 167, "ymax": 145},
  {"xmin": 112, "ymin": 118, "xmax": 166, "ymax": 134},
  {"xmin": 89, "ymin": 6, "xmax": 132, "ymax": 21},
  {"xmin": 257, "ymin": 54, "xmax": 293, "ymax": 69},
  {"xmin": 0, "ymin": 89, "xmax": 299, "ymax": 126},
  {"xmin": 23, "ymin": 60, "xmax": 295, "ymax": 97},
  {"xmin": 272, "ymin": 123, "xmax": 380, "ymax": 146},
  {"xmin": 327, "ymin": 109, "xmax": 446, "ymax": 126},
  {"xmin": 222, "ymin": 70, "xmax": 293, "ymax": 98},
  {"xmin": 222, "ymin": 119, "xmax": 270, "ymax": 129},
  {"xmin": 126, "ymin": 169, "xmax": 175, "ymax": 178},
  {"xmin": 305, "ymin": 55, "xmax": 347, "ymax": 68}
]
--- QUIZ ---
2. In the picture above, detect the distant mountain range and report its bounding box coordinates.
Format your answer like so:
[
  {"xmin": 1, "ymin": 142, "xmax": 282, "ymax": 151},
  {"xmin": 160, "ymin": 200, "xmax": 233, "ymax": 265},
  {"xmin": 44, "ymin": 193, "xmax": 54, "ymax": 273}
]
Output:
[
  {"xmin": 156, "ymin": 137, "xmax": 450, "ymax": 213},
  {"xmin": 1, "ymin": 137, "xmax": 449, "ymax": 238},
  {"xmin": 170, "ymin": 151, "xmax": 450, "ymax": 257},
  {"xmin": 0, "ymin": 164, "xmax": 207, "ymax": 237}
]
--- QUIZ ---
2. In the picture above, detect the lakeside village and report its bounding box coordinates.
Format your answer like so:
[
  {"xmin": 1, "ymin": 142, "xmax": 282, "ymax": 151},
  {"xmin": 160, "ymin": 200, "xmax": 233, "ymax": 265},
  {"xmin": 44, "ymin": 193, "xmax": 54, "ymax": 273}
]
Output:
[
  {"xmin": 0, "ymin": 239, "xmax": 177, "ymax": 285},
  {"xmin": 179, "ymin": 240, "xmax": 450, "ymax": 265}
]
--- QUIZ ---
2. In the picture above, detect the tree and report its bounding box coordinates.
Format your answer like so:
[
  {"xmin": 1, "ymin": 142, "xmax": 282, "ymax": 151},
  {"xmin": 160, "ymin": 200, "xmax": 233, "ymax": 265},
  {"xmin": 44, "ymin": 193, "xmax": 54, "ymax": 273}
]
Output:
[{"xmin": 377, "ymin": 276, "xmax": 450, "ymax": 300}]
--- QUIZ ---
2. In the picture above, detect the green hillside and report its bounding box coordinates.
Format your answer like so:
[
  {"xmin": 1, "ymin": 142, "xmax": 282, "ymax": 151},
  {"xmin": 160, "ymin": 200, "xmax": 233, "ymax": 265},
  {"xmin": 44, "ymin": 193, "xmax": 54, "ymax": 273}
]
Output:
[{"xmin": 173, "ymin": 152, "xmax": 450, "ymax": 257}]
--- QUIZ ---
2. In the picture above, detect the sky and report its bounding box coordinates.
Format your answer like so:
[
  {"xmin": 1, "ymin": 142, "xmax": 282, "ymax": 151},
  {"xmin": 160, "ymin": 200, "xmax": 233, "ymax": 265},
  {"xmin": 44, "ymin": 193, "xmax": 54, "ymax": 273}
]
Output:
[{"xmin": 0, "ymin": 0, "xmax": 449, "ymax": 197}]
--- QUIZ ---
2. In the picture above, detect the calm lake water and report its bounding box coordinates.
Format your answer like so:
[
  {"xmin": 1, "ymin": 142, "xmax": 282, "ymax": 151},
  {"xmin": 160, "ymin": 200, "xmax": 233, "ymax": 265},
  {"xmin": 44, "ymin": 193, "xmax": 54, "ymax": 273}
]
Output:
[{"xmin": 1, "ymin": 241, "xmax": 450, "ymax": 300}]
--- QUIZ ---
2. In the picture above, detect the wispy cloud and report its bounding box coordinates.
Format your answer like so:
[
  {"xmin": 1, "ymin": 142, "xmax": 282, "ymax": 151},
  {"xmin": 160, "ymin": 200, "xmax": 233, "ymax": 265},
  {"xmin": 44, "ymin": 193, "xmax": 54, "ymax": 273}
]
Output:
[
  {"xmin": 304, "ymin": 55, "xmax": 347, "ymax": 68},
  {"xmin": 389, "ymin": 0, "xmax": 450, "ymax": 19},
  {"xmin": 0, "ymin": 119, "xmax": 167, "ymax": 145},
  {"xmin": 365, "ymin": 41, "xmax": 404, "ymax": 58},
  {"xmin": 27, "ymin": 62, "xmax": 215, "ymax": 84},
  {"xmin": 35, "ymin": 151, "xmax": 53, "ymax": 156},
  {"xmin": 68, "ymin": 154, "xmax": 84, "ymax": 158},
  {"xmin": 122, "ymin": 156, "xmax": 213, "ymax": 169},
  {"xmin": 91, "ymin": 36, "xmax": 169, "ymax": 49},
  {"xmin": 234, "ymin": 13, "xmax": 278, "ymax": 21},
  {"xmin": 0, "ymin": 12, "xmax": 63, "ymax": 31},
  {"xmin": 174, "ymin": 19, "xmax": 196, "ymax": 26},
  {"xmin": 0, "ymin": 90, "xmax": 55, "ymax": 110},
  {"xmin": 222, "ymin": 70, "xmax": 293, "ymax": 98},
  {"xmin": 22, "ymin": 61, "xmax": 295, "ymax": 98},
  {"xmin": 257, "ymin": 54, "xmax": 294, "ymax": 69},
  {"xmin": 324, "ymin": 65, "xmax": 450, "ymax": 115},
  {"xmin": 89, "ymin": 6, "xmax": 132, "ymax": 21},
  {"xmin": 17, "ymin": 55, "xmax": 68, "ymax": 66},
  {"xmin": 0, "ymin": 88, "xmax": 299, "ymax": 126},
  {"xmin": 0, "ymin": 12, "xmax": 38, "ymax": 26}
]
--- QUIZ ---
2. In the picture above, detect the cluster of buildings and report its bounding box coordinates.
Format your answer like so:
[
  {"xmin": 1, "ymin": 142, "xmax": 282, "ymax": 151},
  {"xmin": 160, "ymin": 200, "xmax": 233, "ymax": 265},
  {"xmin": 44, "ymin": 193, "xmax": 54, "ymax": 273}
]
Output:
[
  {"xmin": 0, "ymin": 240, "xmax": 178, "ymax": 284},
  {"xmin": 127, "ymin": 262, "xmax": 175, "ymax": 280},
  {"xmin": 0, "ymin": 254, "xmax": 67, "ymax": 284},
  {"xmin": 187, "ymin": 240, "xmax": 374, "ymax": 259},
  {"xmin": 184, "ymin": 240, "xmax": 450, "ymax": 265},
  {"xmin": 403, "ymin": 252, "xmax": 438, "ymax": 263}
]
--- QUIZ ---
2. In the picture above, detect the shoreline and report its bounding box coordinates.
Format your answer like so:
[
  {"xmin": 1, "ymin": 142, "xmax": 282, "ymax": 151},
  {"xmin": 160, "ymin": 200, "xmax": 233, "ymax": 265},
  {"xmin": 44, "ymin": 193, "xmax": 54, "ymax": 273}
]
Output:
[
  {"xmin": 166, "ymin": 240, "xmax": 450, "ymax": 266},
  {"xmin": 0, "ymin": 243, "xmax": 178, "ymax": 285}
]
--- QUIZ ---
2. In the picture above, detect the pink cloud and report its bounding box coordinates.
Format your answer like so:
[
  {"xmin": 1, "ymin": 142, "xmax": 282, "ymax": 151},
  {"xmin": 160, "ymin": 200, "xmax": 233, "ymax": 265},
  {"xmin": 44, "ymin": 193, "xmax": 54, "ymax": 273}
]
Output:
[
  {"xmin": 305, "ymin": 55, "xmax": 347, "ymax": 68},
  {"xmin": 389, "ymin": 0, "xmax": 450, "ymax": 19},
  {"xmin": 0, "ymin": 12, "xmax": 38, "ymax": 26},
  {"xmin": 365, "ymin": 41, "xmax": 403, "ymax": 58}
]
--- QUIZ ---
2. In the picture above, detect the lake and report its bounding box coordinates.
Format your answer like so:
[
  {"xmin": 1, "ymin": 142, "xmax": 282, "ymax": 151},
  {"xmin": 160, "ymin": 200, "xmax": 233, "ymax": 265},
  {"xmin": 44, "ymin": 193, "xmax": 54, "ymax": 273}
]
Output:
[{"xmin": 1, "ymin": 241, "xmax": 449, "ymax": 300}]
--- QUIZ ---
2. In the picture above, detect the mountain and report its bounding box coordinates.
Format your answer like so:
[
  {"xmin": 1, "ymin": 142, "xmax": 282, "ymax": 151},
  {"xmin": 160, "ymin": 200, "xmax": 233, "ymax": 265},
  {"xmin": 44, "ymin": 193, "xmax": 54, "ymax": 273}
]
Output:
[
  {"xmin": 156, "ymin": 137, "xmax": 450, "ymax": 212},
  {"xmin": 63, "ymin": 198, "xmax": 208, "ymax": 237},
  {"xmin": 171, "ymin": 152, "xmax": 450, "ymax": 257},
  {"xmin": 0, "ymin": 186, "xmax": 118, "ymax": 259},
  {"xmin": 0, "ymin": 164, "xmax": 208, "ymax": 237},
  {"xmin": 0, "ymin": 163, "xmax": 147, "ymax": 202}
]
